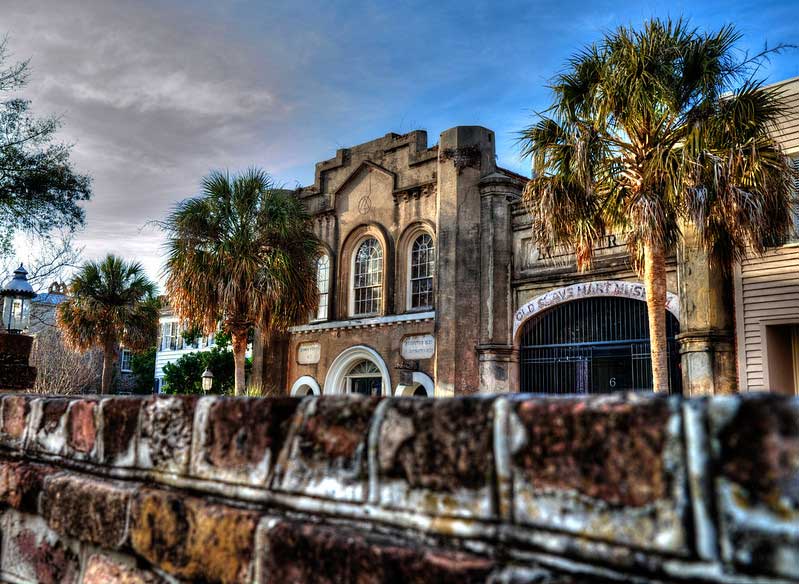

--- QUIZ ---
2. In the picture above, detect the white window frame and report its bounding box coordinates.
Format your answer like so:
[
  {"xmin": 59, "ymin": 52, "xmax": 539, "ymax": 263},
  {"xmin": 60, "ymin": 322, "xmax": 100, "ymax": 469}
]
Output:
[
  {"xmin": 350, "ymin": 237, "xmax": 383, "ymax": 317},
  {"xmin": 345, "ymin": 360, "xmax": 383, "ymax": 394},
  {"xmin": 315, "ymin": 253, "xmax": 330, "ymax": 321},
  {"xmin": 407, "ymin": 232, "xmax": 435, "ymax": 311},
  {"xmin": 120, "ymin": 349, "xmax": 133, "ymax": 373}
]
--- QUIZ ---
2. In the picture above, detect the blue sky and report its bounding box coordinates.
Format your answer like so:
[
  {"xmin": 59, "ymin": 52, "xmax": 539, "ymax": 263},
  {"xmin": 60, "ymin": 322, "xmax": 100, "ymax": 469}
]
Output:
[{"xmin": 4, "ymin": 0, "xmax": 798, "ymax": 282}]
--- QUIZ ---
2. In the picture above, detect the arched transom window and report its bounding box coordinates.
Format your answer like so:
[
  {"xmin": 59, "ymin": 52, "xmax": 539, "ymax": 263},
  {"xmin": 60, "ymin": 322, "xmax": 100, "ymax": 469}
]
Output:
[
  {"xmin": 352, "ymin": 237, "xmax": 383, "ymax": 316},
  {"xmin": 316, "ymin": 254, "xmax": 330, "ymax": 321},
  {"xmin": 409, "ymin": 233, "xmax": 435, "ymax": 309},
  {"xmin": 346, "ymin": 360, "xmax": 382, "ymax": 395}
]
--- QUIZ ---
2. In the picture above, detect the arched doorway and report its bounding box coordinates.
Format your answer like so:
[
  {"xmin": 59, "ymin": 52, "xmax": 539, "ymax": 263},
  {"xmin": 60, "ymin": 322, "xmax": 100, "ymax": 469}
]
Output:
[
  {"xmin": 323, "ymin": 345, "xmax": 392, "ymax": 395},
  {"xmin": 396, "ymin": 372, "xmax": 435, "ymax": 397},
  {"xmin": 519, "ymin": 296, "xmax": 681, "ymax": 394},
  {"xmin": 290, "ymin": 375, "xmax": 321, "ymax": 396}
]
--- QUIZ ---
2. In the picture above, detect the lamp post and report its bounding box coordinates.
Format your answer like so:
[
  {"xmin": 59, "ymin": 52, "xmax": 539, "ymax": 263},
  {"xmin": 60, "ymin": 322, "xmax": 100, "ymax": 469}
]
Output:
[
  {"xmin": 201, "ymin": 367, "xmax": 214, "ymax": 394},
  {"xmin": 1, "ymin": 264, "xmax": 35, "ymax": 334}
]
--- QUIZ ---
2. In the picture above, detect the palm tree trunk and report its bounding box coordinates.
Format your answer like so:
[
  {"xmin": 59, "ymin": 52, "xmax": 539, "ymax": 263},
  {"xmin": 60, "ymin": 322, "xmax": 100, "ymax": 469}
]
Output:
[
  {"xmin": 231, "ymin": 330, "xmax": 248, "ymax": 396},
  {"xmin": 644, "ymin": 241, "xmax": 669, "ymax": 393},
  {"xmin": 101, "ymin": 338, "xmax": 117, "ymax": 395}
]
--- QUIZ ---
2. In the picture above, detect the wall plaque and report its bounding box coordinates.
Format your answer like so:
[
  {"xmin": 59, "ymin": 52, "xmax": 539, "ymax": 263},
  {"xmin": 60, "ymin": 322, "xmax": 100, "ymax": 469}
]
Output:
[
  {"xmin": 401, "ymin": 335, "xmax": 435, "ymax": 360},
  {"xmin": 297, "ymin": 342, "xmax": 321, "ymax": 365}
]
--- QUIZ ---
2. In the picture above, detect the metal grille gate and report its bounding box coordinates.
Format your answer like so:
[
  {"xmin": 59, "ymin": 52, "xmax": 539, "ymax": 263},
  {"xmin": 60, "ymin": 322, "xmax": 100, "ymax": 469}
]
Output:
[{"xmin": 519, "ymin": 296, "xmax": 682, "ymax": 394}]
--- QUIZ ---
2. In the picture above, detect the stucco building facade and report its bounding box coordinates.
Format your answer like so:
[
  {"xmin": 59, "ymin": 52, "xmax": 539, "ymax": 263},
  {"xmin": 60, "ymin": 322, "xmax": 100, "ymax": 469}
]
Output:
[
  {"xmin": 249, "ymin": 121, "xmax": 751, "ymax": 398},
  {"xmin": 249, "ymin": 79, "xmax": 795, "ymax": 398}
]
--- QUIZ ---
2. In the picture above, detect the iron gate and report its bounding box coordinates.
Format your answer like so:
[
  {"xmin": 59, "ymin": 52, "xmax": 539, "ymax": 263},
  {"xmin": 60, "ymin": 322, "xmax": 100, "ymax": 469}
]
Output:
[{"xmin": 519, "ymin": 296, "xmax": 682, "ymax": 394}]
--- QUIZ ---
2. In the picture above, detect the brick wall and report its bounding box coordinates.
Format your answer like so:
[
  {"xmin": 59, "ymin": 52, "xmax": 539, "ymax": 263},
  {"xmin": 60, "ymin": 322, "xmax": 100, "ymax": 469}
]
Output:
[{"xmin": 0, "ymin": 392, "xmax": 797, "ymax": 583}]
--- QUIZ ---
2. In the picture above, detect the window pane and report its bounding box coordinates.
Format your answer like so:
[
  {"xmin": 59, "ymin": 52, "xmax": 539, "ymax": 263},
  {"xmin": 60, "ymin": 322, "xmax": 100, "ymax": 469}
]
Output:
[
  {"xmin": 316, "ymin": 254, "xmax": 330, "ymax": 320},
  {"xmin": 353, "ymin": 238, "xmax": 383, "ymax": 315},
  {"xmin": 410, "ymin": 234, "xmax": 435, "ymax": 309}
]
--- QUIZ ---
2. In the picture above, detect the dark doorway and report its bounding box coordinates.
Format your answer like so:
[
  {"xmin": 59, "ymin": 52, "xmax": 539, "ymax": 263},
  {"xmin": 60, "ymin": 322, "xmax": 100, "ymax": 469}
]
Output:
[{"xmin": 519, "ymin": 296, "xmax": 681, "ymax": 394}]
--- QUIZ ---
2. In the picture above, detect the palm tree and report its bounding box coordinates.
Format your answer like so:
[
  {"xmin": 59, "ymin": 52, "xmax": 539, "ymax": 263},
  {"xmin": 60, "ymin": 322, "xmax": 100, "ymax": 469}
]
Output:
[
  {"xmin": 58, "ymin": 255, "xmax": 159, "ymax": 394},
  {"xmin": 519, "ymin": 19, "xmax": 797, "ymax": 392},
  {"xmin": 164, "ymin": 168, "xmax": 320, "ymax": 395}
]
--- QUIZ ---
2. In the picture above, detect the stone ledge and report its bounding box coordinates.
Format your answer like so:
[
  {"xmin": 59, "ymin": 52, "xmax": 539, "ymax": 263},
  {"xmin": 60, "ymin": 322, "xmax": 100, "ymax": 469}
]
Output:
[{"xmin": 0, "ymin": 392, "xmax": 795, "ymax": 583}]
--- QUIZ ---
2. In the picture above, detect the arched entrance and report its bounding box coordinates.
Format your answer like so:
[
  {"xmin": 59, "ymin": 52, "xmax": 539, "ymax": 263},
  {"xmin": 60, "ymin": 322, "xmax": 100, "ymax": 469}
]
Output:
[
  {"xmin": 323, "ymin": 345, "xmax": 392, "ymax": 396},
  {"xmin": 290, "ymin": 375, "xmax": 321, "ymax": 396},
  {"xmin": 396, "ymin": 372, "xmax": 435, "ymax": 397},
  {"xmin": 519, "ymin": 296, "xmax": 681, "ymax": 394}
]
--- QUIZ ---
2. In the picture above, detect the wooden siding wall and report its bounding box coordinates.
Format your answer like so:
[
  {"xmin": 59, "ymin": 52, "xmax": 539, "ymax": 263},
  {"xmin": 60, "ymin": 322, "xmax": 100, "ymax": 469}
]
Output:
[
  {"xmin": 734, "ymin": 78, "xmax": 799, "ymax": 392},
  {"xmin": 772, "ymin": 78, "xmax": 799, "ymax": 153},
  {"xmin": 735, "ymin": 246, "xmax": 799, "ymax": 390}
]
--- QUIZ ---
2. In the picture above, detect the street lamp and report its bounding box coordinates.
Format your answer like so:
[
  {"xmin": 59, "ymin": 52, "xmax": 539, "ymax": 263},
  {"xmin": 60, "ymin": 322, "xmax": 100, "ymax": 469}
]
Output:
[
  {"xmin": 201, "ymin": 367, "xmax": 214, "ymax": 393},
  {"xmin": 1, "ymin": 264, "xmax": 35, "ymax": 334}
]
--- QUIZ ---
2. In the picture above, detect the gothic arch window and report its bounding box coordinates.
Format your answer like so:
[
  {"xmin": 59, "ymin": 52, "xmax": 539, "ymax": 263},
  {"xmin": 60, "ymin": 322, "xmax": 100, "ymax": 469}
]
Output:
[
  {"xmin": 408, "ymin": 233, "xmax": 435, "ymax": 310},
  {"xmin": 351, "ymin": 237, "xmax": 383, "ymax": 316},
  {"xmin": 315, "ymin": 254, "xmax": 330, "ymax": 321}
]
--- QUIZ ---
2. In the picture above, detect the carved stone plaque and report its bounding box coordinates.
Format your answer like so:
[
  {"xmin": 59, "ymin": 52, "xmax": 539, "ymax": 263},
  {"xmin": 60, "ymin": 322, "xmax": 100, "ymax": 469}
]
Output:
[
  {"xmin": 401, "ymin": 335, "xmax": 435, "ymax": 360},
  {"xmin": 297, "ymin": 342, "xmax": 321, "ymax": 365}
]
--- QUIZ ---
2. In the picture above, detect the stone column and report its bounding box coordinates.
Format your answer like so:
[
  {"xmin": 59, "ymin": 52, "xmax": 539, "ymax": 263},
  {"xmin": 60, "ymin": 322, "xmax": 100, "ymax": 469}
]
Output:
[
  {"xmin": 434, "ymin": 126, "xmax": 496, "ymax": 396},
  {"xmin": 476, "ymin": 173, "xmax": 522, "ymax": 393},
  {"xmin": 0, "ymin": 333, "xmax": 37, "ymax": 392},
  {"xmin": 676, "ymin": 223, "xmax": 738, "ymax": 395}
]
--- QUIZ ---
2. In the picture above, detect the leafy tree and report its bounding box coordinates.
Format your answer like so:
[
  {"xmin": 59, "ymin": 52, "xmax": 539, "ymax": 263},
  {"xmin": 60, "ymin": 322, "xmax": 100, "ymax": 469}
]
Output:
[
  {"xmin": 164, "ymin": 169, "xmax": 320, "ymax": 395},
  {"xmin": 519, "ymin": 19, "xmax": 797, "ymax": 392},
  {"xmin": 130, "ymin": 346, "xmax": 157, "ymax": 394},
  {"xmin": 0, "ymin": 38, "xmax": 91, "ymax": 251},
  {"xmin": 161, "ymin": 346, "xmax": 245, "ymax": 395},
  {"xmin": 57, "ymin": 255, "xmax": 160, "ymax": 394}
]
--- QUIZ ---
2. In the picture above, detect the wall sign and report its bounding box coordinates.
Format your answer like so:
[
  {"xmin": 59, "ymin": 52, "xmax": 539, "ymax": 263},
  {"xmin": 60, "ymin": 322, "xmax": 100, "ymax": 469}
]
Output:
[
  {"xmin": 297, "ymin": 342, "xmax": 321, "ymax": 365},
  {"xmin": 401, "ymin": 335, "xmax": 435, "ymax": 360},
  {"xmin": 512, "ymin": 280, "xmax": 680, "ymax": 341}
]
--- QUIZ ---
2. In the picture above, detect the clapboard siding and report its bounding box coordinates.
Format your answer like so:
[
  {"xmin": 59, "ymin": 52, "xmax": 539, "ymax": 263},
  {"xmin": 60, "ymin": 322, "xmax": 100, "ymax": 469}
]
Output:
[
  {"xmin": 736, "ymin": 243, "xmax": 799, "ymax": 391},
  {"xmin": 730, "ymin": 77, "xmax": 797, "ymax": 391},
  {"xmin": 770, "ymin": 77, "xmax": 799, "ymax": 152}
]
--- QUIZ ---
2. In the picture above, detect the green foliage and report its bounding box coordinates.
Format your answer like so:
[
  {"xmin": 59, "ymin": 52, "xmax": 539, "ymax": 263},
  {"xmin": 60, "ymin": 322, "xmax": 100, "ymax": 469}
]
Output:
[
  {"xmin": 0, "ymin": 39, "xmax": 91, "ymax": 250},
  {"xmin": 180, "ymin": 324, "xmax": 203, "ymax": 345},
  {"xmin": 518, "ymin": 18, "xmax": 797, "ymax": 271},
  {"xmin": 163, "ymin": 168, "xmax": 321, "ymax": 394},
  {"xmin": 130, "ymin": 347, "xmax": 157, "ymax": 394},
  {"xmin": 57, "ymin": 254, "xmax": 160, "ymax": 393},
  {"xmin": 162, "ymin": 346, "xmax": 246, "ymax": 395}
]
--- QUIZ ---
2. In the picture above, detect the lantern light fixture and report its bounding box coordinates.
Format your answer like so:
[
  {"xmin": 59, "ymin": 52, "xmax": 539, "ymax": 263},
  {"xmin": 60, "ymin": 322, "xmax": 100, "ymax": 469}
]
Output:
[{"xmin": 1, "ymin": 264, "xmax": 35, "ymax": 334}]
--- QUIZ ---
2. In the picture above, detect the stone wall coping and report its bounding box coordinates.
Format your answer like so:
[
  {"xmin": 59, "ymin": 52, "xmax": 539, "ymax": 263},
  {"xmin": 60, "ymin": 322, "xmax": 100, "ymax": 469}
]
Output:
[{"xmin": 0, "ymin": 392, "xmax": 797, "ymax": 584}]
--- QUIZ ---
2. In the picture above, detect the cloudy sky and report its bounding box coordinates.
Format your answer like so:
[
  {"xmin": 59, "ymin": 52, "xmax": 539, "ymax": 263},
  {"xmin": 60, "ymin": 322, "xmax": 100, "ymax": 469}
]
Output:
[{"xmin": 4, "ymin": 0, "xmax": 798, "ymax": 285}]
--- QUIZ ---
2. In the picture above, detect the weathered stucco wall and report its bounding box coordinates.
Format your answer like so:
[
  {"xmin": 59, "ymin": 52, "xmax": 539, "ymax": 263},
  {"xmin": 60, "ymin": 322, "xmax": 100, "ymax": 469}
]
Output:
[{"xmin": 0, "ymin": 391, "xmax": 797, "ymax": 583}]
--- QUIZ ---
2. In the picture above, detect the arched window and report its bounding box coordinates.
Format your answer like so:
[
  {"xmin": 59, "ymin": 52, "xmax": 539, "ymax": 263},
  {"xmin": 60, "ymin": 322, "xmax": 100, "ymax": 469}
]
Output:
[
  {"xmin": 316, "ymin": 254, "xmax": 330, "ymax": 321},
  {"xmin": 346, "ymin": 360, "xmax": 382, "ymax": 395},
  {"xmin": 409, "ymin": 233, "xmax": 434, "ymax": 309},
  {"xmin": 352, "ymin": 237, "xmax": 383, "ymax": 316}
]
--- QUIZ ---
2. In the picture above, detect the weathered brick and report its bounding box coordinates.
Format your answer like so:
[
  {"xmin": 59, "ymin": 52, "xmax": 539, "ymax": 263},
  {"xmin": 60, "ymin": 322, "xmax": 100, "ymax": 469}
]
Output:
[
  {"xmin": 0, "ymin": 459, "xmax": 57, "ymax": 512},
  {"xmin": 26, "ymin": 397, "xmax": 71, "ymax": 455},
  {"xmin": 0, "ymin": 395, "xmax": 32, "ymax": 449},
  {"xmin": 271, "ymin": 396, "xmax": 380, "ymax": 501},
  {"xmin": 64, "ymin": 399, "xmax": 98, "ymax": 459},
  {"xmin": 82, "ymin": 553, "xmax": 165, "ymax": 584},
  {"xmin": 41, "ymin": 472, "xmax": 135, "ymax": 549},
  {"xmin": 1, "ymin": 509, "xmax": 81, "ymax": 584},
  {"xmin": 191, "ymin": 396, "xmax": 300, "ymax": 486},
  {"xmin": 376, "ymin": 397, "xmax": 496, "ymax": 518},
  {"xmin": 130, "ymin": 487, "xmax": 258, "ymax": 583},
  {"xmin": 505, "ymin": 393, "xmax": 689, "ymax": 555},
  {"xmin": 709, "ymin": 394, "xmax": 799, "ymax": 580},
  {"xmin": 259, "ymin": 520, "xmax": 495, "ymax": 584},
  {"xmin": 137, "ymin": 395, "xmax": 198, "ymax": 475},
  {"xmin": 99, "ymin": 397, "xmax": 142, "ymax": 466}
]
